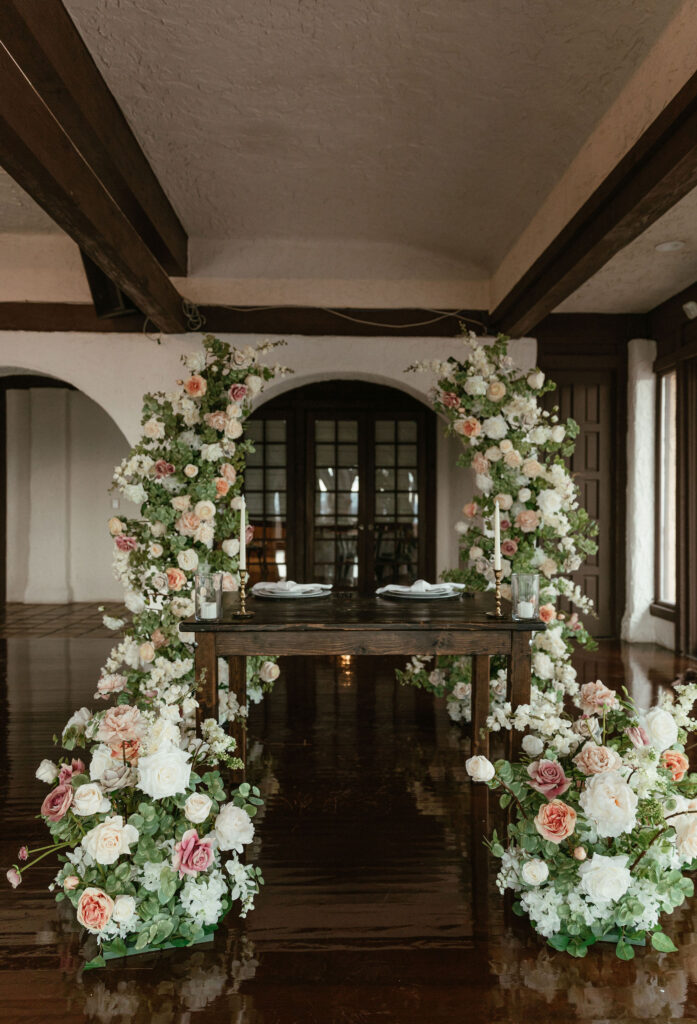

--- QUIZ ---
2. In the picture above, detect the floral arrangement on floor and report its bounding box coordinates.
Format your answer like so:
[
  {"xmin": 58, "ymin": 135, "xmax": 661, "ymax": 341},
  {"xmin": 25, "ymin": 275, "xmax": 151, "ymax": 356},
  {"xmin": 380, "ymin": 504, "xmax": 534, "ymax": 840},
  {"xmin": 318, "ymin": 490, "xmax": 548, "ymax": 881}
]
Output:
[
  {"xmin": 5, "ymin": 335, "xmax": 289, "ymax": 965},
  {"xmin": 465, "ymin": 672, "xmax": 697, "ymax": 959},
  {"xmin": 397, "ymin": 332, "xmax": 598, "ymax": 742}
]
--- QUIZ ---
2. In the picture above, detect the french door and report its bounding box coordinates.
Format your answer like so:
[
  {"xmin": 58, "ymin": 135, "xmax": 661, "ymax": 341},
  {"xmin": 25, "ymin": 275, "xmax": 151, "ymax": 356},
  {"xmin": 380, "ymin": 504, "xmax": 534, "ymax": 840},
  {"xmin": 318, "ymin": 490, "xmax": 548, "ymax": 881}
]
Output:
[{"xmin": 245, "ymin": 382, "xmax": 436, "ymax": 594}]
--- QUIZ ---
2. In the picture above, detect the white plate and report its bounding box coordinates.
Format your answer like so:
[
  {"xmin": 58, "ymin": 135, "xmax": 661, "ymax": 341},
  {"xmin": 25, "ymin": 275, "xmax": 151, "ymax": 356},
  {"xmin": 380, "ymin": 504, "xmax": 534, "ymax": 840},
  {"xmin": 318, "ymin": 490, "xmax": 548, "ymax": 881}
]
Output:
[
  {"xmin": 377, "ymin": 590, "xmax": 463, "ymax": 600},
  {"xmin": 253, "ymin": 588, "xmax": 332, "ymax": 600}
]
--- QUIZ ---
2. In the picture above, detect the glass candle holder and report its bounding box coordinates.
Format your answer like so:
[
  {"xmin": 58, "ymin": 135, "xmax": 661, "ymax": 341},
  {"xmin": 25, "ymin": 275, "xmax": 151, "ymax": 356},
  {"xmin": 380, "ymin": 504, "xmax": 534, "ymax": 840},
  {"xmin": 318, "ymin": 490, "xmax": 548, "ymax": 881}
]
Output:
[
  {"xmin": 194, "ymin": 573, "xmax": 222, "ymax": 621},
  {"xmin": 511, "ymin": 573, "xmax": 540, "ymax": 621}
]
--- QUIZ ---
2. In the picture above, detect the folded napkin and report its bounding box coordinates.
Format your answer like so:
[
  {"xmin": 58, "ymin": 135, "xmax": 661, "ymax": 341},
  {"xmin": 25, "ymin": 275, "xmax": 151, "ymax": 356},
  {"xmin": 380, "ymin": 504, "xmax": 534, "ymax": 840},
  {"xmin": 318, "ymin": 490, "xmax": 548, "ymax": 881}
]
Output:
[
  {"xmin": 375, "ymin": 579, "xmax": 467, "ymax": 596},
  {"xmin": 252, "ymin": 580, "xmax": 333, "ymax": 595}
]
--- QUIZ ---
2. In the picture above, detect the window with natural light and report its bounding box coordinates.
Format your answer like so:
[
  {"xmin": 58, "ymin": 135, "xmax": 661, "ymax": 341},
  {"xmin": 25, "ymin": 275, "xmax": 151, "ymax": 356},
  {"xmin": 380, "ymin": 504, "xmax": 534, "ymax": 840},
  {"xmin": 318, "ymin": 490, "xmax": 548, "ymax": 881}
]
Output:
[{"xmin": 657, "ymin": 370, "xmax": 677, "ymax": 605}]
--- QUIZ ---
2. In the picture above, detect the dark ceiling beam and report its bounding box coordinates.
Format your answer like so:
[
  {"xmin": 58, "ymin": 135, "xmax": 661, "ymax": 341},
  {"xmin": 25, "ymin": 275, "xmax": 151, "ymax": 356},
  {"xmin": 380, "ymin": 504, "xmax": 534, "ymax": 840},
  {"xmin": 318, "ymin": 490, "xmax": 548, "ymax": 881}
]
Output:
[
  {"xmin": 490, "ymin": 69, "xmax": 697, "ymax": 338},
  {"xmin": 0, "ymin": 0, "xmax": 187, "ymax": 276},
  {"xmin": 0, "ymin": 42, "xmax": 187, "ymax": 333}
]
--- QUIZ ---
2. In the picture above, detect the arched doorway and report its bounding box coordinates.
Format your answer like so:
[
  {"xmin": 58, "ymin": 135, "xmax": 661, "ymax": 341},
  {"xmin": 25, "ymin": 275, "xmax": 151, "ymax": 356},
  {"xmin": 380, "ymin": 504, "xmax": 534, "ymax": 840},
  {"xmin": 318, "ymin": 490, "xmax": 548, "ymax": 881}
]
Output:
[{"xmin": 246, "ymin": 381, "xmax": 437, "ymax": 593}]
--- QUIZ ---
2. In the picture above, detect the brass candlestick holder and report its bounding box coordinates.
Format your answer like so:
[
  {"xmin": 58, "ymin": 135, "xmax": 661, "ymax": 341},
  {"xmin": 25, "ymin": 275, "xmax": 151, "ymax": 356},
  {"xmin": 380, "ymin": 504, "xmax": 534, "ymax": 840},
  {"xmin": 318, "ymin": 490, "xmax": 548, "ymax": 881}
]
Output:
[
  {"xmin": 231, "ymin": 570, "xmax": 254, "ymax": 620},
  {"xmin": 486, "ymin": 568, "xmax": 504, "ymax": 619}
]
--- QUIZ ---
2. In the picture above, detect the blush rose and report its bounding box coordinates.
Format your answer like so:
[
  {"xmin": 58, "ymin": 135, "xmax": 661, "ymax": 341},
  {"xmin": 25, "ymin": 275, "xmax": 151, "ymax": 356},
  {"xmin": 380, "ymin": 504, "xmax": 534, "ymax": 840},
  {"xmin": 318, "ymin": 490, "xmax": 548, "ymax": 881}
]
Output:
[
  {"xmin": 533, "ymin": 799, "xmax": 576, "ymax": 843},
  {"xmin": 41, "ymin": 783, "xmax": 73, "ymax": 822},
  {"xmin": 172, "ymin": 829, "xmax": 215, "ymax": 878},
  {"xmin": 527, "ymin": 759, "xmax": 571, "ymax": 799}
]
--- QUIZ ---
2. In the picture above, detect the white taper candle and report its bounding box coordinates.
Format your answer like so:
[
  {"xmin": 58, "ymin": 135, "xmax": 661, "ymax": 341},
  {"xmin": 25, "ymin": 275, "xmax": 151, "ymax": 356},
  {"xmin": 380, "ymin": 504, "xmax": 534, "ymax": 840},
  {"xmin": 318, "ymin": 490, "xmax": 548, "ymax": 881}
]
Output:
[
  {"xmin": 493, "ymin": 502, "xmax": 501, "ymax": 571},
  {"xmin": 239, "ymin": 496, "xmax": 246, "ymax": 572}
]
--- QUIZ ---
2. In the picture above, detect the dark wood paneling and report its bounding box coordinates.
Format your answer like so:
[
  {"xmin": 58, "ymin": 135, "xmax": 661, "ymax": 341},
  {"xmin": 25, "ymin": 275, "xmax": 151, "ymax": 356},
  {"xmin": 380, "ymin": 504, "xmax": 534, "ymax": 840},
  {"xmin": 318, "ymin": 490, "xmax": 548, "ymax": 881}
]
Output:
[
  {"xmin": 677, "ymin": 357, "xmax": 697, "ymax": 656},
  {"xmin": 491, "ymin": 69, "xmax": 697, "ymax": 337}
]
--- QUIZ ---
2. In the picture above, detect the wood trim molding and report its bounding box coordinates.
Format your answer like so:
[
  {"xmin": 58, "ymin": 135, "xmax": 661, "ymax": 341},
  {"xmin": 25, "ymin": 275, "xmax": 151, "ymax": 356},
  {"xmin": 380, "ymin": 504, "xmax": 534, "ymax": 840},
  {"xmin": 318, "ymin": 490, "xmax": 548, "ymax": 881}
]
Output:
[
  {"xmin": 0, "ymin": 1, "xmax": 187, "ymax": 276},
  {"xmin": 0, "ymin": 44, "xmax": 186, "ymax": 333},
  {"xmin": 491, "ymin": 69, "xmax": 697, "ymax": 337}
]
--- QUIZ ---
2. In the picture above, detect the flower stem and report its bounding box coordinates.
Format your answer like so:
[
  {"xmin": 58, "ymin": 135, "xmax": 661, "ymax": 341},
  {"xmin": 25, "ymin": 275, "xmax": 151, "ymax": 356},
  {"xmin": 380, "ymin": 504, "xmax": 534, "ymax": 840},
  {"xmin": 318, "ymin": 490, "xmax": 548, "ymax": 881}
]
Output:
[
  {"xmin": 494, "ymin": 777, "xmax": 529, "ymax": 821},
  {"xmin": 630, "ymin": 828, "xmax": 667, "ymax": 871}
]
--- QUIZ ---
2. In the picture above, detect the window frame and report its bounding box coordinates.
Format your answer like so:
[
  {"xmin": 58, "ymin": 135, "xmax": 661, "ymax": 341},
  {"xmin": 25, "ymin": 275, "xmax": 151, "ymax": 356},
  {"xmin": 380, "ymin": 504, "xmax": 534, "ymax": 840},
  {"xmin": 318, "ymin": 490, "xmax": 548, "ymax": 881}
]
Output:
[{"xmin": 652, "ymin": 365, "xmax": 677, "ymax": 620}]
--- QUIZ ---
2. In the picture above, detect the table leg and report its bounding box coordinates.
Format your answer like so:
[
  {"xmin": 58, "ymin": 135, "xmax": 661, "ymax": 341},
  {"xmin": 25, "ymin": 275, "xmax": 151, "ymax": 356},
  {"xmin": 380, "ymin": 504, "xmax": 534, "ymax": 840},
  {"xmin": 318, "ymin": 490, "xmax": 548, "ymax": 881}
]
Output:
[
  {"xmin": 471, "ymin": 654, "xmax": 490, "ymax": 759},
  {"xmin": 470, "ymin": 653, "xmax": 491, "ymax": 938},
  {"xmin": 228, "ymin": 655, "xmax": 247, "ymax": 782},
  {"xmin": 508, "ymin": 631, "xmax": 532, "ymax": 761},
  {"xmin": 195, "ymin": 632, "xmax": 218, "ymax": 729}
]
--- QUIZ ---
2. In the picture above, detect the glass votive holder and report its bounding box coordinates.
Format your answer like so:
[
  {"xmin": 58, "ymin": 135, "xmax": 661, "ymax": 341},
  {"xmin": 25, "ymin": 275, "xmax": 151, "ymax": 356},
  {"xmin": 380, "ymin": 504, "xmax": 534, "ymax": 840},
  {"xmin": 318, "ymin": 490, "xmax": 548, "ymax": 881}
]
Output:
[
  {"xmin": 511, "ymin": 573, "xmax": 540, "ymax": 620},
  {"xmin": 194, "ymin": 572, "xmax": 222, "ymax": 621}
]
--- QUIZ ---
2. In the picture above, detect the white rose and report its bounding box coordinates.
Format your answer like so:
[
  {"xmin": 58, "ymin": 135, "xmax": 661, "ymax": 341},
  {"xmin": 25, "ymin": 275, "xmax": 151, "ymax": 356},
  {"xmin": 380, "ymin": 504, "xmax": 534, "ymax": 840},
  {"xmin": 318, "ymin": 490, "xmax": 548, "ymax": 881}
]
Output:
[
  {"xmin": 222, "ymin": 538, "xmax": 240, "ymax": 557},
  {"xmin": 143, "ymin": 417, "xmax": 165, "ymax": 440},
  {"xmin": 178, "ymin": 549, "xmax": 199, "ymax": 572},
  {"xmin": 259, "ymin": 661, "xmax": 280, "ymax": 683},
  {"xmin": 150, "ymin": 521, "xmax": 167, "ymax": 538},
  {"xmin": 195, "ymin": 500, "xmax": 216, "ymax": 521},
  {"xmin": 151, "ymin": 571, "xmax": 169, "ymax": 594},
  {"xmin": 482, "ymin": 416, "xmax": 507, "ymax": 440},
  {"xmin": 539, "ymin": 558, "xmax": 557, "ymax": 578},
  {"xmin": 518, "ymin": 487, "xmax": 531, "ymax": 503},
  {"xmin": 82, "ymin": 815, "xmax": 139, "ymax": 865},
  {"xmin": 521, "ymin": 859, "xmax": 549, "ymax": 886},
  {"xmin": 201, "ymin": 443, "xmax": 223, "ymax": 462},
  {"xmin": 527, "ymin": 371, "xmax": 545, "ymax": 390},
  {"xmin": 171, "ymin": 495, "xmax": 191, "ymax": 512},
  {"xmin": 485, "ymin": 446, "xmax": 502, "ymax": 462},
  {"xmin": 551, "ymin": 425, "xmax": 566, "ymax": 443},
  {"xmin": 452, "ymin": 681, "xmax": 469, "ymax": 701},
  {"xmin": 529, "ymin": 426, "xmax": 550, "ymax": 444},
  {"xmin": 184, "ymin": 792, "xmax": 213, "ymax": 824},
  {"xmin": 149, "ymin": 542, "xmax": 164, "ymax": 558},
  {"xmin": 111, "ymin": 894, "xmax": 137, "ymax": 924},
  {"xmin": 495, "ymin": 493, "xmax": 513, "ymax": 511},
  {"xmin": 65, "ymin": 707, "xmax": 91, "ymax": 734},
  {"xmin": 532, "ymin": 652, "xmax": 555, "ymax": 680},
  {"xmin": 245, "ymin": 374, "xmax": 263, "ymax": 395},
  {"xmin": 579, "ymin": 770, "xmax": 638, "ymax": 837},
  {"xmin": 674, "ymin": 814, "xmax": 697, "ymax": 860},
  {"xmin": 230, "ymin": 496, "xmax": 244, "ymax": 511},
  {"xmin": 469, "ymin": 546, "xmax": 483, "ymax": 560},
  {"xmin": 464, "ymin": 375, "xmax": 487, "ymax": 396},
  {"xmin": 522, "ymin": 459, "xmax": 543, "ymax": 479},
  {"xmin": 195, "ymin": 522, "xmax": 215, "ymax": 547},
  {"xmin": 184, "ymin": 464, "xmax": 199, "ymax": 478},
  {"xmin": 465, "ymin": 755, "xmax": 495, "ymax": 782},
  {"xmin": 184, "ymin": 351, "xmax": 206, "ymax": 373},
  {"xmin": 641, "ymin": 707, "xmax": 679, "ymax": 752},
  {"xmin": 521, "ymin": 735, "xmax": 544, "ymax": 757},
  {"xmin": 36, "ymin": 759, "xmax": 58, "ymax": 784},
  {"xmin": 537, "ymin": 489, "xmax": 562, "ymax": 516},
  {"xmin": 139, "ymin": 641, "xmax": 156, "ymax": 663},
  {"xmin": 225, "ymin": 418, "xmax": 243, "ymax": 439},
  {"xmin": 578, "ymin": 853, "xmax": 631, "ymax": 903},
  {"xmin": 137, "ymin": 745, "xmax": 192, "ymax": 800},
  {"xmin": 89, "ymin": 744, "xmax": 115, "ymax": 781},
  {"xmin": 145, "ymin": 717, "xmax": 181, "ymax": 755},
  {"xmin": 215, "ymin": 803, "xmax": 255, "ymax": 852},
  {"xmin": 73, "ymin": 782, "xmax": 111, "ymax": 817}
]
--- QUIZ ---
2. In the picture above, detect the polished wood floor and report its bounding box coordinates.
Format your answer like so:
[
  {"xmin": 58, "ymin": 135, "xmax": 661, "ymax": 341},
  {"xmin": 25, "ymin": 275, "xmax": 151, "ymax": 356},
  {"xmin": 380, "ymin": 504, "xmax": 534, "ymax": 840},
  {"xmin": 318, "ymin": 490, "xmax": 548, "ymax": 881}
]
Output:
[{"xmin": 0, "ymin": 606, "xmax": 695, "ymax": 1022}]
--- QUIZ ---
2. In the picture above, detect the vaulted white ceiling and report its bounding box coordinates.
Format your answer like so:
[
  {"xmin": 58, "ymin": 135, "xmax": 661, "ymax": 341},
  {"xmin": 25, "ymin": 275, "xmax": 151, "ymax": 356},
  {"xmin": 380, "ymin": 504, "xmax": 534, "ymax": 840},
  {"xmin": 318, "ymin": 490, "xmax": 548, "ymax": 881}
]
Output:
[{"xmin": 1, "ymin": 0, "xmax": 694, "ymax": 312}]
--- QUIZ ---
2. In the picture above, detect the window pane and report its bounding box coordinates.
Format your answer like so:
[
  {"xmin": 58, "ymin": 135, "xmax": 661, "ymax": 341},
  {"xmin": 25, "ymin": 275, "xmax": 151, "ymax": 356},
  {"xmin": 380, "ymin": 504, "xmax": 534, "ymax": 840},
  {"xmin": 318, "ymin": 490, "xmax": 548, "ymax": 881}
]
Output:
[{"xmin": 658, "ymin": 371, "xmax": 677, "ymax": 604}]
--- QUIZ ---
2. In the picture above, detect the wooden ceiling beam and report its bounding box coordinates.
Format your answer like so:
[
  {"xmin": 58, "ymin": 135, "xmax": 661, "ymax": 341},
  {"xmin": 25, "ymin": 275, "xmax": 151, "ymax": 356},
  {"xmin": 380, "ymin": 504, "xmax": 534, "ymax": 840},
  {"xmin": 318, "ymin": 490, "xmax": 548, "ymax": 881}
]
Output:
[
  {"xmin": 490, "ymin": 69, "xmax": 697, "ymax": 338},
  {"xmin": 0, "ymin": 42, "xmax": 187, "ymax": 333},
  {"xmin": 0, "ymin": 0, "xmax": 187, "ymax": 276}
]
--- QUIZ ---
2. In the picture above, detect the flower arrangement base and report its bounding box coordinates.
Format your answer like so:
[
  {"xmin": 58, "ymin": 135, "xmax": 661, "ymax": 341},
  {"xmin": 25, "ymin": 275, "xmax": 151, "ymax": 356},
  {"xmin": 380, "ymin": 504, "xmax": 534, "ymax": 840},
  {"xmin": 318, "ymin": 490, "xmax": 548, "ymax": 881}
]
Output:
[
  {"xmin": 598, "ymin": 932, "xmax": 646, "ymax": 947},
  {"xmin": 86, "ymin": 928, "xmax": 217, "ymax": 970}
]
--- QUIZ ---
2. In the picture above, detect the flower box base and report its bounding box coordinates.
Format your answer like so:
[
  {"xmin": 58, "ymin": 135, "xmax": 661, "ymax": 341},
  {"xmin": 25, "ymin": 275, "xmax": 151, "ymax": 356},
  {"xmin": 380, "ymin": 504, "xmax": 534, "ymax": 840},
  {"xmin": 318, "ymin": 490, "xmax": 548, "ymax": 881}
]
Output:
[
  {"xmin": 86, "ymin": 930, "xmax": 215, "ymax": 969},
  {"xmin": 599, "ymin": 931, "xmax": 645, "ymax": 947}
]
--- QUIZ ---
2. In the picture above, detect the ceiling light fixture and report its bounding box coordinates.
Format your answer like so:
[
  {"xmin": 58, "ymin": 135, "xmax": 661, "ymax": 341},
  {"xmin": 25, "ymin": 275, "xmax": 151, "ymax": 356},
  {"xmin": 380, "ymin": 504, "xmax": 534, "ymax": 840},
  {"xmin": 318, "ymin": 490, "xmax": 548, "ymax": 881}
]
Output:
[{"xmin": 655, "ymin": 240, "xmax": 686, "ymax": 252}]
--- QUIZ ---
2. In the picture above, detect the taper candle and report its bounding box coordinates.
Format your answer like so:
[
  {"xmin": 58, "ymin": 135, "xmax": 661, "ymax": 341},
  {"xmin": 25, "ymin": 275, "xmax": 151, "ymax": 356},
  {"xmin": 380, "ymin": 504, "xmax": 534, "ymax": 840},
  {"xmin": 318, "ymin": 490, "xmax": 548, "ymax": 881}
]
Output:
[
  {"xmin": 493, "ymin": 502, "xmax": 501, "ymax": 571},
  {"xmin": 239, "ymin": 496, "xmax": 246, "ymax": 571}
]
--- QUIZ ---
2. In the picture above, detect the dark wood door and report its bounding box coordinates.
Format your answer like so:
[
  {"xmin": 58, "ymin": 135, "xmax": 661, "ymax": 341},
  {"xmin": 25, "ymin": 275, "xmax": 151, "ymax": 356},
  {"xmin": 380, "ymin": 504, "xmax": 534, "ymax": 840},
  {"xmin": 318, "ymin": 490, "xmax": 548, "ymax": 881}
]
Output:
[
  {"xmin": 245, "ymin": 382, "xmax": 436, "ymax": 594},
  {"xmin": 542, "ymin": 369, "xmax": 621, "ymax": 637}
]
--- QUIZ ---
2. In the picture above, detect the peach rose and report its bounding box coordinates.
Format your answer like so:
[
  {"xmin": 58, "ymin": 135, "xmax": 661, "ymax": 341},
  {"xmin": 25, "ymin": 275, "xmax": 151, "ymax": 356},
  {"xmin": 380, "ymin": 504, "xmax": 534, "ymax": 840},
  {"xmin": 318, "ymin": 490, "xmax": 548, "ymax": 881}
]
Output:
[
  {"xmin": 176, "ymin": 512, "xmax": 200, "ymax": 536},
  {"xmin": 215, "ymin": 477, "xmax": 230, "ymax": 497},
  {"xmin": 221, "ymin": 572, "xmax": 238, "ymax": 592},
  {"xmin": 220, "ymin": 463, "xmax": 237, "ymax": 485},
  {"xmin": 454, "ymin": 416, "xmax": 481, "ymax": 437},
  {"xmin": 204, "ymin": 411, "xmax": 228, "ymax": 431},
  {"xmin": 534, "ymin": 799, "xmax": 576, "ymax": 844},
  {"xmin": 472, "ymin": 453, "xmax": 489, "ymax": 475},
  {"xmin": 503, "ymin": 450, "xmax": 523, "ymax": 469},
  {"xmin": 501, "ymin": 539, "xmax": 518, "ymax": 557},
  {"xmin": 95, "ymin": 674, "xmax": 127, "ymax": 700},
  {"xmin": 97, "ymin": 705, "xmax": 144, "ymax": 746},
  {"xmin": 139, "ymin": 641, "xmax": 156, "ymax": 663},
  {"xmin": 522, "ymin": 459, "xmax": 543, "ymax": 478},
  {"xmin": 184, "ymin": 375, "xmax": 207, "ymax": 397},
  {"xmin": 149, "ymin": 542, "xmax": 164, "ymax": 558},
  {"xmin": 663, "ymin": 750, "xmax": 690, "ymax": 782},
  {"xmin": 539, "ymin": 603, "xmax": 556, "ymax": 623},
  {"xmin": 573, "ymin": 742, "xmax": 622, "ymax": 776},
  {"xmin": 107, "ymin": 517, "xmax": 124, "ymax": 536},
  {"xmin": 462, "ymin": 502, "xmax": 478, "ymax": 519},
  {"xmin": 76, "ymin": 887, "xmax": 114, "ymax": 933},
  {"xmin": 166, "ymin": 567, "xmax": 187, "ymax": 591},
  {"xmin": 515, "ymin": 509, "xmax": 540, "ymax": 533},
  {"xmin": 495, "ymin": 493, "xmax": 512, "ymax": 510},
  {"xmin": 184, "ymin": 464, "xmax": 198, "ymax": 478},
  {"xmin": 41, "ymin": 783, "xmax": 73, "ymax": 822},
  {"xmin": 487, "ymin": 381, "xmax": 506, "ymax": 401},
  {"xmin": 110, "ymin": 739, "xmax": 140, "ymax": 765},
  {"xmin": 151, "ymin": 628, "xmax": 168, "ymax": 650},
  {"xmin": 578, "ymin": 680, "xmax": 618, "ymax": 715},
  {"xmin": 171, "ymin": 495, "xmax": 191, "ymax": 512}
]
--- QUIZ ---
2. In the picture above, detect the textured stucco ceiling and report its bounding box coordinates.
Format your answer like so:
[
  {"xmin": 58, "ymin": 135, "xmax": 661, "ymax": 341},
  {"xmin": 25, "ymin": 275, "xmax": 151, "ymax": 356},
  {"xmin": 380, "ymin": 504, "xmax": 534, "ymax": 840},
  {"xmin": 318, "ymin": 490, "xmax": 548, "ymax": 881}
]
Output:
[{"xmin": 0, "ymin": 169, "xmax": 59, "ymax": 232}]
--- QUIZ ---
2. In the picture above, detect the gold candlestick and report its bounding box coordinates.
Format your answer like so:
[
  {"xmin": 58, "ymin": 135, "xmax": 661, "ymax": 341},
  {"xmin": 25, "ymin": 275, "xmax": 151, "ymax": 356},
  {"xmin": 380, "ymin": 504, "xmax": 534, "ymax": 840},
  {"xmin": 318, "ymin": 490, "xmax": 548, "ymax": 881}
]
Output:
[
  {"xmin": 232, "ymin": 570, "xmax": 254, "ymax": 620},
  {"xmin": 486, "ymin": 568, "xmax": 504, "ymax": 618}
]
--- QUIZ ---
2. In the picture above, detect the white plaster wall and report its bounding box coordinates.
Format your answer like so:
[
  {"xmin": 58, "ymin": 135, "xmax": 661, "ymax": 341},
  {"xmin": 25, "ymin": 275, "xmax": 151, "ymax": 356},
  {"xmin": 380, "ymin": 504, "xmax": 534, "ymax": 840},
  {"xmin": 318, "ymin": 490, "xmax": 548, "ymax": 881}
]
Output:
[
  {"xmin": 6, "ymin": 388, "xmax": 132, "ymax": 602},
  {"xmin": 621, "ymin": 339, "xmax": 675, "ymax": 649},
  {"xmin": 0, "ymin": 330, "xmax": 537, "ymax": 598}
]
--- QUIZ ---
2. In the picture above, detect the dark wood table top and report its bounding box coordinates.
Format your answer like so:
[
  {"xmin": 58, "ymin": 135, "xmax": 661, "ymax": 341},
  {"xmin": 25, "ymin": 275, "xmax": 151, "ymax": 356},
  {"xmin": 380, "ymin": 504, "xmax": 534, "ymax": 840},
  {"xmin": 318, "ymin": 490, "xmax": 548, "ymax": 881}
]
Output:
[{"xmin": 182, "ymin": 591, "xmax": 545, "ymax": 634}]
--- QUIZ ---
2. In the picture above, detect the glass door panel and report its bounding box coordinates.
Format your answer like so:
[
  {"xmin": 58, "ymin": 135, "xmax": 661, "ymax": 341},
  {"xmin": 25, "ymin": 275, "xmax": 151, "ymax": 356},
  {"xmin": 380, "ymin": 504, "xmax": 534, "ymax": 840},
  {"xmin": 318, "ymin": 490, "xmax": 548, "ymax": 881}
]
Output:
[
  {"xmin": 244, "ymin": 418, "xmax": 288, "ymax": 584},
  {"xmin": 374, "ymin": 419, "xmax": 419, "ymax": 586},
  {"xmin": 313, "ymin": 419, "xmax": 360, "ymax": 587}
]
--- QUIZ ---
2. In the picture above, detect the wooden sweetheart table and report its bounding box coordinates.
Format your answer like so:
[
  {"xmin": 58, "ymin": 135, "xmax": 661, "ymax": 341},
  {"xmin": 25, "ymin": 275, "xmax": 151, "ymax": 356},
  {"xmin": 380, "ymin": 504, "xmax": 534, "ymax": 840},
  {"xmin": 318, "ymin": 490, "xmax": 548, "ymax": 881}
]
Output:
[{"xmin": 182, "ymin": 590, "xmax": 542, "ymax": 769}]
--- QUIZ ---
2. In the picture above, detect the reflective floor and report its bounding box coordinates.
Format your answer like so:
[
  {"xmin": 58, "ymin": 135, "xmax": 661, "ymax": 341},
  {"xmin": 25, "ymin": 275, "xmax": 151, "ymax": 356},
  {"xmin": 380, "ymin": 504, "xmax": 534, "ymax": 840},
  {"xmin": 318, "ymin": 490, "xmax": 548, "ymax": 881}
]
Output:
[{"xmin": 0, "ymin": 628, "xmax": 695, "ymax": 1023}]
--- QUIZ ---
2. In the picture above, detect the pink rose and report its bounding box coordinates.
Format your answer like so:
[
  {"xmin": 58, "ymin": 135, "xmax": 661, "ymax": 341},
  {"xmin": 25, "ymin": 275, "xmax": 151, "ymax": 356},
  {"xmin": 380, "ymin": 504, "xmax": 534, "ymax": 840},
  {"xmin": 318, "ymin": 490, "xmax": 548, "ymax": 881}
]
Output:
[
  {"xmin": 176, "ymin": 512, "xmax": 201, "ymax": 537},
  {"xmin": 220, "ymin": 463, "xmax": 237, "ymax": 484},
  {"xmin": 229, "ymin": 384, "xmax": 248, "ymax": 401},
  {"xmin": 204, "ymin": 411, "xmax": 228, "ymax": 431},
  {"xmin": 472, "ymin": 453, "xmax": 489, "ymax": 475},
  {"xmin": 41, "ymin": 783, "xmax": 73, "ymax": 822},
  {"xmin": 64, "ymin": 875, "xmax": 80, "ymax": 890},
  {"xmin": 76, "ymin": 887, "xmax": 114, "ymax": 933},
  {"xmin": 539, "ymin": 603, "xmax": 555, "ymax": 623},
  {"xmin": 573, "ymin": 742, "xmax": 622, "ymax": 775},
  {"xmin": 18, "ymin": 846, "xmax": 28, "ymax": 861},
  {"xmin": 58, "ymin": 758, "xmax": 85, "ymax": 784},
  {"xmin": 172, "ymin": 829, "xmax": 215, "ymax": 879},
  {"xmin": 115, "ymin": 535, "xmax": 137, "ymax": 552},
  {"xmin": 534, "ymin": 799, "xmax": 576, "ymax": 844},
  {"xmin": 151, "ymin": 628, "xmax": 168, "ymax": 650},
  {"xmin": 442, "ymin": 391, "xmax": 460, "ymax": 409},
  {"xmin": 166, "ymin": 567, "xmax": 188, "ymax": 591},
  {"xmin": 245, "ymin": 524, "xmax": 255, "ymax": 545},
  {"xmin": 515, "ymin": 509, "xmax": 540, "ymax": 533},
  {"xmin": 626, "ymin": 725, "xmax": 650, "ymax": 748},
  {"xmin": 500, "ymin": 518, "xmax": 511, "ymax": 531},
  {"xmin": 527, "ymin": 759, "xmax": 571, "ymax": 800},
  {"xmin": 153, "ymin": 459, "xmax": 175, "ymax": 479},
  {"xmin": 579, "ymin": 680, "xmax": 618, "ymax": 715},
  {"xmin": 184, "ymin": 375, "xmax": 207, "ymax": 397},
  {"xmin": 6, "ymin": 868, "xmax": 21, "ymax": 889},
  {"xmin": 501, "ymin": 538, "xmax": 518, "ymax": 557},
  {"xmin": 95, "ymin": 674, "xmax": 127, "ymax": 700},
  {"xmin": 454, "ymin": 416, "xmax": 481, "ymax": 438},
  {"xmin": 97, "ymin": 705, "xmax": 144, "ymax": 747},
  {"xmin": 462, "ymin": 502, "xmax": 478, "ymax": 519}
]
